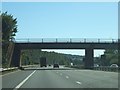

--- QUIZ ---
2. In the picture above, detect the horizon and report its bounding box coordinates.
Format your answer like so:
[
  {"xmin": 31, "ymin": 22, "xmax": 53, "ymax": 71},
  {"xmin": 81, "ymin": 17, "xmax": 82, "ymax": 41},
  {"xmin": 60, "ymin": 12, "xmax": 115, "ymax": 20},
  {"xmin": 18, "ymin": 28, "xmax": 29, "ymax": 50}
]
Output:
[{"xmin": 42, "ymin": 49, "xmax": 105, "ymax": 57}]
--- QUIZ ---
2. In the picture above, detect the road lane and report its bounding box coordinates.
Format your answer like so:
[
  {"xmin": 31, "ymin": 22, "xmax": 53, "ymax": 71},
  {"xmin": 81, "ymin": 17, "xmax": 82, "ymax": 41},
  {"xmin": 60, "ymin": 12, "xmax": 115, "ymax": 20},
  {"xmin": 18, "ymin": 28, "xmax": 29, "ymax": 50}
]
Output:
[
  {"xmin": 15, "ymin": 70, "xmax": 36, "ymax": 89},
  {"xmin": 20, "ymin": 70, "xmax": 80, "ymax": 88},
  {"xmin": 2, "ymin": 66, "xmax": 118, "ymax": 88},
  {"xmin": 57, "ymin": 70, "xmax": 118, "ymax": 88},
  {"xmin": 2, "ymin": 70, "xmax": 34, "ymax": 88}
]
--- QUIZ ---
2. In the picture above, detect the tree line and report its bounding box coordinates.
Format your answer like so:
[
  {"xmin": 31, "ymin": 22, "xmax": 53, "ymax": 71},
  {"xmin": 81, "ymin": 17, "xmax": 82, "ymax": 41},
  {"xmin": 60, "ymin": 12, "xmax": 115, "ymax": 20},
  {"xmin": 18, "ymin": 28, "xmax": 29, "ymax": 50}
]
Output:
[
  {"xmin": 2, "ymin": 12, "xmax": 18, "ymax": 67},
  {"xmin": 94, "ymin": 49, "xmax": 119, "ymax": 66},
  {"xmin": 20, "ymin": 49, "xmax": 84, "ymax": 66}
]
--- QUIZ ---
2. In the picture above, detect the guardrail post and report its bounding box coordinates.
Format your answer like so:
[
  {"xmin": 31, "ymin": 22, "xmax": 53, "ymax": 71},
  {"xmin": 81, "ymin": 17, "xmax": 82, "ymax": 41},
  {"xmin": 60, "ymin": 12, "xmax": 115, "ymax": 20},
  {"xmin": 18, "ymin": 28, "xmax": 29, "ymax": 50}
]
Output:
[
  {"xmin": 112, "ymin": 39, "xmax": 114, "ymax": 43},
  {"xmin": 28, "ymin": 39, "xmax": 29, "ymax": 43},
  {"xmin": 98, "ymin": 39, "xmax": 100, "ymax": 43},
  {"xmin": 56, "ymin": 38, "xmax": 58, "ymax": 43},
  {"xmin": 84, "ymin": 39, "xmax": 86, "ymax": 43},
  {"xmin": 70, "ymin": 38, "xmax": 72, "ymax": 43}
]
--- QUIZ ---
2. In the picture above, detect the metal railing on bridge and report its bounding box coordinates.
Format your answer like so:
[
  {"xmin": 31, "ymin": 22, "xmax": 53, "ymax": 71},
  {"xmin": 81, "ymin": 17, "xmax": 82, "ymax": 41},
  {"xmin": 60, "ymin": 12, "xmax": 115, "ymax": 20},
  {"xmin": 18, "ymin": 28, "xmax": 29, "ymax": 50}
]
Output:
[
  {"xmin": 14, "ymin": 38, "xmax": 118, "ymax": 43},
  {"xmin": 67, "ymin": 65, "xmax": 119, "ymax": 72},
  {"xmin": 93, "ymin": 66, "xmax": 119, "ymax": 72}
]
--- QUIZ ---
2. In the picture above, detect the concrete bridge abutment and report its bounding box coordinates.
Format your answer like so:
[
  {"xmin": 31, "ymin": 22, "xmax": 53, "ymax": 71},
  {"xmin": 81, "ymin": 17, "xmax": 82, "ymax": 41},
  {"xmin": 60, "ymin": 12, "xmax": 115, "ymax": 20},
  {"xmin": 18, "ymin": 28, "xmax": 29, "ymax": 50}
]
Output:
[
  {"xmin": 84, "ymin": 48, "xmax": 94, "ymax": 69},
  {"xmin": 10, "ymin": 44, "xmax": 21, "ymax": 67}
]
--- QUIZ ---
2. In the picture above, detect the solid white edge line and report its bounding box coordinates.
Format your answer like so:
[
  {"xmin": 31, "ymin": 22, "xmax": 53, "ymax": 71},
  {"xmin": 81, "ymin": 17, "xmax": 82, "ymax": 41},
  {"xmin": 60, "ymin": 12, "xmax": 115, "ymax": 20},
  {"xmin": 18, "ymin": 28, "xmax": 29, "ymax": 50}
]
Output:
[{"xmin": 14, "ymin": 70, "xmax": 36, "ymax": 89}]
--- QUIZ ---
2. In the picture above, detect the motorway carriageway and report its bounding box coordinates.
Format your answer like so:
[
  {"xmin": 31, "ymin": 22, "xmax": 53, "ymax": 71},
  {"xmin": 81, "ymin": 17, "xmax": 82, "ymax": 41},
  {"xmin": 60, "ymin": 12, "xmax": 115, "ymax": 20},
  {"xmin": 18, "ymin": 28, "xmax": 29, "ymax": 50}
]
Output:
[{"xmin": 1, "ymin": 65, "xmax": 118, "ymax": 89}]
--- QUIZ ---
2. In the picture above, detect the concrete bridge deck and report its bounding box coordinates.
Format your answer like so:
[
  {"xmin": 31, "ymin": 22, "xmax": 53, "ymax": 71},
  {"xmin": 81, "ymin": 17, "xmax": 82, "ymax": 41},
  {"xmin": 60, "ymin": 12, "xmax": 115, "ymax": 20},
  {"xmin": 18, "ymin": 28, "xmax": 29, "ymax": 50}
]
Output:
[{"xmin": 10, "ymin": 38, "xmax": 119, "ymax": 68}]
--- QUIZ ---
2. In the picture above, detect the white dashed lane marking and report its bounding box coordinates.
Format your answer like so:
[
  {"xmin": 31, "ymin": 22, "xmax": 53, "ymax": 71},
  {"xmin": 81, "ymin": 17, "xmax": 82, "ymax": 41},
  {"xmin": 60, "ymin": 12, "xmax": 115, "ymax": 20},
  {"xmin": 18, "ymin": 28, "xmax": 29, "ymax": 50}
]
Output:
[
  {"xmin": 66, "ymin": 76, "xmax": 69, "ymax": 79},
  {"xmin": 76, "ymin": 81, "xmax": 82, "ymax": 85}
]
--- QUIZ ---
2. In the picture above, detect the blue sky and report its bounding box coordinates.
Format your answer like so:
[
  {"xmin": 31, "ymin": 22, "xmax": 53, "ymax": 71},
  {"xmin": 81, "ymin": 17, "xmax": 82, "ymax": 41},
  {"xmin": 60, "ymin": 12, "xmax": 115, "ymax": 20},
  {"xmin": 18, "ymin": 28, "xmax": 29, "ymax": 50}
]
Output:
[{"xmin": 2, "ymin": 2, "xmax": 118, "ymax": 56}]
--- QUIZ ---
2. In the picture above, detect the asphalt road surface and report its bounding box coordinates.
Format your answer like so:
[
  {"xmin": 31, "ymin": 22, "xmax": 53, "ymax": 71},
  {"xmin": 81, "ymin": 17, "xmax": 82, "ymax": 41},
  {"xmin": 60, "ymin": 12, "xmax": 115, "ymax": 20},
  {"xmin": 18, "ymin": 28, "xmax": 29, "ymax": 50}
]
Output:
[{"xmin": 1, "ymin": 65, "xmax": 118, "ymax": 89}]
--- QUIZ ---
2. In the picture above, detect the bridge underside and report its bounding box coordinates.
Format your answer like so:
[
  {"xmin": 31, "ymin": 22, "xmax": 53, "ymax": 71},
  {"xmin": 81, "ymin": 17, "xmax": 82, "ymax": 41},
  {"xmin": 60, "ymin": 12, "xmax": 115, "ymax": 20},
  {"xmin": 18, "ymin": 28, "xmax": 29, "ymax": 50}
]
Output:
[{"xmin": 11, "ymin": 42, "xmax": 118, "ymax": 69}]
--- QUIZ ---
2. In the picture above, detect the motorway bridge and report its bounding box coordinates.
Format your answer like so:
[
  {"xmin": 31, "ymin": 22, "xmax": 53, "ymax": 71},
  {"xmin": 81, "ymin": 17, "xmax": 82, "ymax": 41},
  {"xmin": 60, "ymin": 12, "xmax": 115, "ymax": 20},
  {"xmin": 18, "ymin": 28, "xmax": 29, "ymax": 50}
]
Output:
[
  {"xmin": 2, "ymin": 38, "xmax": 119, "ymax": 89},
  {"xmin": 10, "ymin": 38, "xmax": 118, "ymax": 69}
]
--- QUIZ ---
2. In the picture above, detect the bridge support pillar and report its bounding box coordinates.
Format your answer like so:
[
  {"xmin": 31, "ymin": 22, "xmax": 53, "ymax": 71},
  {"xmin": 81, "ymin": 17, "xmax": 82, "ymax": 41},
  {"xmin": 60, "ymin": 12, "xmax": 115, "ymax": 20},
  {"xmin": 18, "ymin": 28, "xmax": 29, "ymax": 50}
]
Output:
[
  {"xmin": 10, "ymin": 45, "xmax": 21, "ymax": 67},
  {"xmin": 84, "ymin": 48, "xmax": 94, "ymax": 69}
]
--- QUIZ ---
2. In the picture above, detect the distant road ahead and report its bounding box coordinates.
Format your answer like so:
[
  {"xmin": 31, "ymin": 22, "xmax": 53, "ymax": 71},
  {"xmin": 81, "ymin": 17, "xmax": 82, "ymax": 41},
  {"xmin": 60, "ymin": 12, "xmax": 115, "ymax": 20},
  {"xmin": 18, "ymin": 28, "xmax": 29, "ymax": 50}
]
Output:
[{"xmin": 2, "ymin": 65, "xmax": 118, "ymax": 89}]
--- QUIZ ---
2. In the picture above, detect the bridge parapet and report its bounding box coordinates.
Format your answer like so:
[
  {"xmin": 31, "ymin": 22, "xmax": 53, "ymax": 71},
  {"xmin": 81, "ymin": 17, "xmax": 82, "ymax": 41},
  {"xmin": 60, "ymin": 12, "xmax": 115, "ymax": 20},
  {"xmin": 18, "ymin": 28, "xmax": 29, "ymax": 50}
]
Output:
[{"xmin": 14, "ymin": 38, "xmax": 118, "ymax": 43}]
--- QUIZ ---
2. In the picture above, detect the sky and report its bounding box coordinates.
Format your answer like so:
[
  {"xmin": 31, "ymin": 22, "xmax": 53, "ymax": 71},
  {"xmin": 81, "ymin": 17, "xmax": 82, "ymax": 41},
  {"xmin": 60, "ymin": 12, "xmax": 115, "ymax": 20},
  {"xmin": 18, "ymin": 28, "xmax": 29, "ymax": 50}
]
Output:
[{"xmin": 2, "ymin": 2, "xmax": 118, "ymax": 56}]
